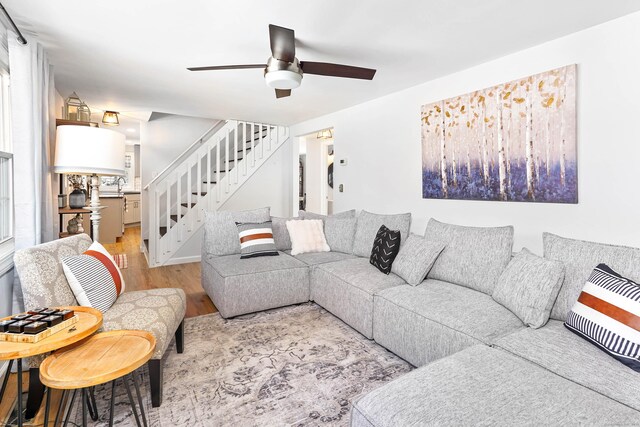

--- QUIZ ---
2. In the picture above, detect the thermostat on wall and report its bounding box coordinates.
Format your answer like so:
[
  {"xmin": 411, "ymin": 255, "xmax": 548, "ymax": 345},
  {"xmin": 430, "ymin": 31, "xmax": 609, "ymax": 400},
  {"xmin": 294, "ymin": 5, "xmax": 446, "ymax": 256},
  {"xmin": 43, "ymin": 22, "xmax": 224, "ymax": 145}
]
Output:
[{"xmin": 339, "ymin": 158, "xmax": 348, "ymax": 166}]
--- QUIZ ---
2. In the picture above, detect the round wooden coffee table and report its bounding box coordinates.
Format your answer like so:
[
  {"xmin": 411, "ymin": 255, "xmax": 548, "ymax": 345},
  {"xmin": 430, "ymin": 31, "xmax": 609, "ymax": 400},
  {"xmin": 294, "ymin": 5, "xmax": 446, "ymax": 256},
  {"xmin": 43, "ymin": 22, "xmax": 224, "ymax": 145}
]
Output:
[
  {"xmin": 0, "ymin": 306, "xmax": 102, "ymax": 427},
  {"xmin": 40, "ymin": 330, "xmax": 156, "ymax": 427}
]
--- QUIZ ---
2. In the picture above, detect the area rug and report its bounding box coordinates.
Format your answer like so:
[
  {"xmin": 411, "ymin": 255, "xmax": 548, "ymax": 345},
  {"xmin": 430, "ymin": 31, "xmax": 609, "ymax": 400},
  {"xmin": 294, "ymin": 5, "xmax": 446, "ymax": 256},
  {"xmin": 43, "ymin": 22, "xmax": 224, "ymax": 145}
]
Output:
[
  {"xmin": 112, "ymin": 253, "xmax": 128, "ymax": 269},
  {"xmin": 67, "ymin": 303, "xmax": 412, "ymax": 426}
]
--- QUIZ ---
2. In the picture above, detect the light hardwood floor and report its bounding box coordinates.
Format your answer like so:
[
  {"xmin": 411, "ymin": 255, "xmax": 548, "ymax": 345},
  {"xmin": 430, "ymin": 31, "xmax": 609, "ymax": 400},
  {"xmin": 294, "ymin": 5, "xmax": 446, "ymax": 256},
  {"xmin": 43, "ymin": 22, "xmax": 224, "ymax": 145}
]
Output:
[{"xmin": 1, "ymin": 226, "xmax": 214, "ymax": 425}]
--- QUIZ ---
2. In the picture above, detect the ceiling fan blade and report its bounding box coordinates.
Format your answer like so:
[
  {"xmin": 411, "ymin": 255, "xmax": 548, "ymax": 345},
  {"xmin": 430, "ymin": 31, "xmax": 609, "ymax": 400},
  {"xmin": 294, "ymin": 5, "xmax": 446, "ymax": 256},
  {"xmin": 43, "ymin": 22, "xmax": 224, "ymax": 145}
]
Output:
[
  {"xmin": 275, "ymin": 89, "xmax": 291, "ymax": 99},
  {"xmin": 269, "ymin": 24, "xmax": 295, "ymax": 63},
  {"xmin": 300, "ymin": 61, "xmax": 376, "ymax": 80},
  {"xmin": 187, "ymin": 64, "xmax": 265, "ymax": 71}
]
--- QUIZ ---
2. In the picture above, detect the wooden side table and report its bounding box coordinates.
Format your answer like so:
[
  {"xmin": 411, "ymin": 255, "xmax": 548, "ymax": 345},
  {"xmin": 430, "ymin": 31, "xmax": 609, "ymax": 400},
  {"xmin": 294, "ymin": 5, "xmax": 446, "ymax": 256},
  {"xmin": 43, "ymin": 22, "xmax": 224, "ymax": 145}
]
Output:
[
  {"xmin": 40, "ymin": 330, "xmax": 156, "ymax": 427},
  {"xmin": 0, "ymin": 306, "xmax": 102, "ymax": 427}
]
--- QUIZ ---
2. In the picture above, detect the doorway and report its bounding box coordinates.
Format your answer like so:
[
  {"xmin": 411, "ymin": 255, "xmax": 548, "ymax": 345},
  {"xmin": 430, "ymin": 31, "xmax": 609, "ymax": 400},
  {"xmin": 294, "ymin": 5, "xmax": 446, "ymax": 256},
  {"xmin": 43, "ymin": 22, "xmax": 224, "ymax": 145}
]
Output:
[{"xmin": 298, "ymin": 128, "xmax": 334, "ymax": 215}]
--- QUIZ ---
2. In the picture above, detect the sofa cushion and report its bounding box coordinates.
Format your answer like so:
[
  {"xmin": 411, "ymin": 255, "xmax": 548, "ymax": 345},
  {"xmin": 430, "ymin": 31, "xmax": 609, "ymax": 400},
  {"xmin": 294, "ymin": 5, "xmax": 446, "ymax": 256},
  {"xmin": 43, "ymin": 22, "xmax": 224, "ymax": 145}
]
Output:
[
  {"xmin": 102, "ymin": 288, "xmax": 186, "ymax": 359},
  {"xmin": 298, "ymin": 209, "xmax": 355, "ymax": 222},
  {"xmin": 543, "ymin": 232, "xmax": 640, "ymax": 321},
  {"xmin": 286, "ymin": 250, "xmax": 356, "ymax": 266},
  {"xmin": 374, "ymin": 280, "xmax": 523, "ymax": 366},
  {"xmin": 271, "ymin": 216, "xmax": 297, "ymax": 251},
  {"xmin": 492, "ymin": 248, "xmax": 565, "ymax": 328},
  {"xmin": 203, "ymin": 207, "xmax": 271, "ymax": 256},
  {"xmin": 391, "ymin": 234, "xmax": 445, "ymax": 286},
  {"xmin": 201, "ymin": 252, "xmax": 309, "ymax": 318},
  {"xmin": 311, "ymin": 258, "xmax": 405, "ymax": 338},
  {"xmin": 425, "ymin": 219, "xmax": 514, "ymax": 294},
  {"xmin": 495, "ymin": 319, "xmax": 640, "ymax": 412},
  {"xmin": 352, "ymin": 211, "xmax": 411, "ymax": 257},
  {"xmin": 351, "ymin": 345, "xmax": 640, "ymax": 427},
  {"xmin": 324, "ymin": 216, "xmax": 357, "ymax": 254}
]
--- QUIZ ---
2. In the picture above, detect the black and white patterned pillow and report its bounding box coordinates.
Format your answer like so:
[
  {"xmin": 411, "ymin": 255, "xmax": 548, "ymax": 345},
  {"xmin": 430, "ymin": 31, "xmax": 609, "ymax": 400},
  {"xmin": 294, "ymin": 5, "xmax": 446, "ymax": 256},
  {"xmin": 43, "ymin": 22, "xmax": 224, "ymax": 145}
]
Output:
[{"xmin": 369, "ymin": 225, "xmax": 401, "ymax": 274}]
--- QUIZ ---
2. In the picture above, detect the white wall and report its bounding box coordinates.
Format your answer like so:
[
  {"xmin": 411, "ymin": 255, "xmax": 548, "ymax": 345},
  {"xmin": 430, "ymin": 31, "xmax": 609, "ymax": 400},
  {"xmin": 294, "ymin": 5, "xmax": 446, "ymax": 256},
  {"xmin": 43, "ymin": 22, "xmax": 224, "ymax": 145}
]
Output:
[
  {"xmin": 141, "ymin": 113, "xmax": 292, "ymax": 261},
  {"xmin": 290, "ymin": 12, "xmax": 640, "ymax": 254}
]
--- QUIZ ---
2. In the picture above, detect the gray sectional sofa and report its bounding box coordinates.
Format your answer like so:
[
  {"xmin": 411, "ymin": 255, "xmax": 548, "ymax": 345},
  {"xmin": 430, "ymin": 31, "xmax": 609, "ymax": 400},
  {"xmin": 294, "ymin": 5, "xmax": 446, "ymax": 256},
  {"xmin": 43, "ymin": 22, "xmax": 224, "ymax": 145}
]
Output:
[{"xmin": 201, "ymin": 207, "xmax": 640, "ymax": 425}]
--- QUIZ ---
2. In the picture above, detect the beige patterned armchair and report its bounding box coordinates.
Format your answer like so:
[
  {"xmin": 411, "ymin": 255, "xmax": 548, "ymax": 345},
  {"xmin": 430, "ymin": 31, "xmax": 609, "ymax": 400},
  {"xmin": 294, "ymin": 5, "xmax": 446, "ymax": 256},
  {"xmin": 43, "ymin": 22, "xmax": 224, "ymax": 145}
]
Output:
[{"xmin": 13, "ymin": 233, "xmax": 186, "ymax": 411}]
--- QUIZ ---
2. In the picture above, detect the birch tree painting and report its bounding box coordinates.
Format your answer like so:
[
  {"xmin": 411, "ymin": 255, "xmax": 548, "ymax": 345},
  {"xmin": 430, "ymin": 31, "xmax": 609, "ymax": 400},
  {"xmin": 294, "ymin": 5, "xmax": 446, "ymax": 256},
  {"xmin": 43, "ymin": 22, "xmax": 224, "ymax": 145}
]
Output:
[{"xmin": 421, "ymin": 65, "xmax": 577, "ymax": 203}]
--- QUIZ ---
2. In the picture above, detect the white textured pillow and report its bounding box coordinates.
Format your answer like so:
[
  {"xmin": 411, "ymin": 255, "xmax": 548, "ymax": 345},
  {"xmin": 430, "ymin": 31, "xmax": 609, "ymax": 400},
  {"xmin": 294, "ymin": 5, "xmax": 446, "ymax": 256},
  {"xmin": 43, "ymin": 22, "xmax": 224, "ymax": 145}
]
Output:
[{"xmin": 286, "ymin": 219, "xmax": 330, "ymax": 256}]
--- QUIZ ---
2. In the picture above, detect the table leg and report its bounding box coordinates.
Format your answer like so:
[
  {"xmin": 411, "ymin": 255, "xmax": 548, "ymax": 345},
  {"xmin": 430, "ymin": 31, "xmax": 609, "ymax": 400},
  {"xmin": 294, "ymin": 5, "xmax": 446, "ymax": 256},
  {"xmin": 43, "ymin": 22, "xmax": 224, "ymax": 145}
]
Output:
[
  {"xmin": 0, "ymin": 359, "xmax": 13, "ymax": 403},
  {"xmin": 54, "ymin": 389, "xmax": 67, "ymax": 427},
  {"xmin": 17, "ymin": 359, "xmax": 23, "ymax": 427},
  {"xmin": 87, "ymin": 386, "xmax": 99, "ymax": 421},
  {"xmin": 132, "ymin": 372, "xmax": 148, "ymax": 427},
  {"xmin": 44, "ymin": 387, "xmax": 51, "ymax": 427},
  {"xmin": 82, "ymin": 388, "xmax": 88, "ymax": 427},
  {"xmin": 63, "ymin": 389, "xmax": 77, "ymax": 427},
  {"xmin": 108, "ymin": 380, "xmax": 116, "ymax": 427},
  {"xmin": 123, "ymin": 375, "xmax": 143, "ymax": 427}
]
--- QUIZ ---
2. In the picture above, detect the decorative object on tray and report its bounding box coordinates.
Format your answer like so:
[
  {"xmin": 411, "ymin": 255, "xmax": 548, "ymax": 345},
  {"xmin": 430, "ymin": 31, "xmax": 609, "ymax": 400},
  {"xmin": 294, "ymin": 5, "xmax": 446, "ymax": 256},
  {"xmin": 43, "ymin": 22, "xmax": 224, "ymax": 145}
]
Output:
[
  {"xmin": 66, "ymin": 213, "xmax": 84, "ymax": 234},
  {"xmin": 57, "ymin": 194, "xmax": 67, "ymax": 208},
  {"xmin": 421, "ymin": 64, "xmax": 577, "ymax": 203},
  {"xmin": 67, "ymin": 174, "xmax": 87, "ymax": 208},
  {"xmin": 0, "ymin": 308, "xmax": 78, "ymax": 343},
  {"xmin": 54, "ymin": 125, "xmax": 126, "ymax": 242}
]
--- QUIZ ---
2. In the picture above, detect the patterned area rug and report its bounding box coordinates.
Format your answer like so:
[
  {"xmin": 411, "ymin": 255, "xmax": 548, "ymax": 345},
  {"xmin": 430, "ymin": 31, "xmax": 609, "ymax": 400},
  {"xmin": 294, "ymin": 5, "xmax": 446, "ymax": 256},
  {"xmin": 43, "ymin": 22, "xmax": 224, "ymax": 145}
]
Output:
[{"xmin": 69, "ymin": 303, "xmax": 412, "ymax": 426}]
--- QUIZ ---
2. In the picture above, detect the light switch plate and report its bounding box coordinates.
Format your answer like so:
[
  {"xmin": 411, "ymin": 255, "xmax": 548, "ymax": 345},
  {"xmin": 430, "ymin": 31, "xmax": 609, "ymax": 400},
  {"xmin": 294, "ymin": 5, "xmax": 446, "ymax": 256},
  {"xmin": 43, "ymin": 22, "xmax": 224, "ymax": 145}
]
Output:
[{"xmin": 339, "ymin": 158, "xmax": 348, "ymax": 166}]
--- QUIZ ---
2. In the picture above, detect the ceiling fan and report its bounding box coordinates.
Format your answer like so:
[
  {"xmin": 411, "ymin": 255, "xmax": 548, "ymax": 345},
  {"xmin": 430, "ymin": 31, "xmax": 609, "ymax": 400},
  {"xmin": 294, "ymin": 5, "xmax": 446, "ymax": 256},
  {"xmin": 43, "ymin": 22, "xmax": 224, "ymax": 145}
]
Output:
[{"xmin": 187, "ymin": 24, "xmax": 377, "ymax": 99}]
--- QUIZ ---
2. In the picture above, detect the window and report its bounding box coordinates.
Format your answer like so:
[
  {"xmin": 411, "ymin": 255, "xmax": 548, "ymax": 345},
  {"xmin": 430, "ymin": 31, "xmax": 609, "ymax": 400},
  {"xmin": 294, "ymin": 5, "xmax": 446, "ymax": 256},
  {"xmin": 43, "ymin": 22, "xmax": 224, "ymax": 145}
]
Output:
[{"xmin": 0, "ymin": 68, "xmax": 12, "ymax": 269}]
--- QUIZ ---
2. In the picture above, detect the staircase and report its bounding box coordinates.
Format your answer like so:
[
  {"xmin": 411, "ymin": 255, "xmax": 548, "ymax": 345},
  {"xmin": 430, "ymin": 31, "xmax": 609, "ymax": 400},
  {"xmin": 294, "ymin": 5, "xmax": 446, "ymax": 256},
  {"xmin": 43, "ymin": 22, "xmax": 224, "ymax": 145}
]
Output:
[{"xmin": 144, "ymin": 120, "xmax": 289, "ymax": 267}]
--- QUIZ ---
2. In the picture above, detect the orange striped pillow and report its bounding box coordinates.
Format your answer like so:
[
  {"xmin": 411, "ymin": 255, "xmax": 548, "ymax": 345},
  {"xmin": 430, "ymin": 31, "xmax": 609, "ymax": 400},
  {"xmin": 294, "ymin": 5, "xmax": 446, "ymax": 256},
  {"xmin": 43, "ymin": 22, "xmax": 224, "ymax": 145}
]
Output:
[
  {"xmin": 236, "ymin": 221, "xmax": 279, "ymax": 259},
  {"xmin": 565, "ymin": 264, "xmax": 640, "ymax": 371},
  {"xmin": 61, "ymin": 241, "xmax": 125, "ymax": 312}
]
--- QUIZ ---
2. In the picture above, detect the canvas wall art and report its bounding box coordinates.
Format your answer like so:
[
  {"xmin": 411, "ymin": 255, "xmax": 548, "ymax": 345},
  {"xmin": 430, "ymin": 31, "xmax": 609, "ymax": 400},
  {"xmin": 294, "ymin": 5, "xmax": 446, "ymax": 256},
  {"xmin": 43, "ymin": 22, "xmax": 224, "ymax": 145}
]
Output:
[{"xmin": 421, "ymin": 64, "xmax": 577, "ymax": 203}]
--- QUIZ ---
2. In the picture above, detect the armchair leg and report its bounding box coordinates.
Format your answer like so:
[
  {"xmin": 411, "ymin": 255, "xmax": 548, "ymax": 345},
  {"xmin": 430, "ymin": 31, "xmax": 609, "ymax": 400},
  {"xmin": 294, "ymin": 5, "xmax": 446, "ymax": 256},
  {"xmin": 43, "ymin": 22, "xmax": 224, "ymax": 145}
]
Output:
[
  {"xmin": 26, "ymin": 368, "xmax": 45, "ymax": 419},
  {"xmin": 175, "ymin": 319, "xmax": 184, "ymax": 354},
  {"xmin": 148, "ymin": 359, "xmax": 163, "ymax": 408}
]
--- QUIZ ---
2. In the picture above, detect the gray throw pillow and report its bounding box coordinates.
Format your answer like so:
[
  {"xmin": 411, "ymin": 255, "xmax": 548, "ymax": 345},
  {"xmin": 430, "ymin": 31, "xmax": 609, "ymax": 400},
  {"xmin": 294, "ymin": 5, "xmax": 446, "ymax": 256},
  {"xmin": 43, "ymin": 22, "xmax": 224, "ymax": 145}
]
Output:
[
  {"xmin": 324, "ymin": 217, "xmax": 357, "ymax": 254},
  {"xmin": 298, "ymin": 209, "xmax": 356, "ymax": 222},
  {"xmin": 425, "ymin": 219, "xmax": 513, "ymax": 295},
  {"xmin": 543, "ymin": 232, "xmax": 640, "ymax": 321},
  {"xmin": 203, "ymin": 207, "xmax": 271, "ymax": 256},
  {"xmin": 392, "ymin": 234, "xmax": 445, "ymax": 286},
  {"xmin": 492, "ymin": 248, "xmax": 565, "ymax": 329},
  {"xmin": 271, "ymin": 216, "xmax": 298, "ymax": 251},
  {"xmin": 352, "ymin": 211, "xmax": 411, "ymax": 257}
]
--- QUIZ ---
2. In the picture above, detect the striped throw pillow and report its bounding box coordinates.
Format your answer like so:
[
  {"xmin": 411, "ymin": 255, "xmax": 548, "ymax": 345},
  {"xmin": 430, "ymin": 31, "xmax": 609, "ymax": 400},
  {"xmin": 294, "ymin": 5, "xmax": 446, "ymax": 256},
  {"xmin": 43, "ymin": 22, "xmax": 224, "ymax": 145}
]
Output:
[
  {"xmin": 565, "ymin": 264, "xmax": 640, "ymax": 372},
  {"xmin": 61, "ymin": 241, "xmax": 125, "ymax": 312},
  {"xmin": 237, "ymin": 221, "xmax": 279, "ymax": 259}
]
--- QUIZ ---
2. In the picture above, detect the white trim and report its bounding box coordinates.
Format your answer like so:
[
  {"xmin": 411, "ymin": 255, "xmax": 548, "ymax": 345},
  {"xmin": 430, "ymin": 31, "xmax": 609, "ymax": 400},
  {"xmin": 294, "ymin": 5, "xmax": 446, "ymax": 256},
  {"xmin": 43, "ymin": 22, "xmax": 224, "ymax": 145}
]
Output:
[
  {"xmin": 0, "ymin": 238, "xmax": 13, "ymax": 276},
  {"xmin": 162, "ymin": 255, "xmax": 201, "ymax": 266}
]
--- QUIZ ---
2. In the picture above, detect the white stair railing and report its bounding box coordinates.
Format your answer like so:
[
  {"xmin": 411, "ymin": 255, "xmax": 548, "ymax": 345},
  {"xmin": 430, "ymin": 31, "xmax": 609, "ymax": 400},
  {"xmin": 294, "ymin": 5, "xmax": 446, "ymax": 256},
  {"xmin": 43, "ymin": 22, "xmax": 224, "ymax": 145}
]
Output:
[{"xmin": 144, "ymin": 120, "xmax": 289, "ymax": 267}]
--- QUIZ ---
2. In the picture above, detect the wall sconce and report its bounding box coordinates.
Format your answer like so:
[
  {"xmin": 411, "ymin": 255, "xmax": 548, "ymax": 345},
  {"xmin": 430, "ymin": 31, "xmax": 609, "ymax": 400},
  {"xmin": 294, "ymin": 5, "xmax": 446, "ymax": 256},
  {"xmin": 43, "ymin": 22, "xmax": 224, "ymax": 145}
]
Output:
[{"xmin": 102, "ymin": 111, "xmax": 120, "ymax": 126}]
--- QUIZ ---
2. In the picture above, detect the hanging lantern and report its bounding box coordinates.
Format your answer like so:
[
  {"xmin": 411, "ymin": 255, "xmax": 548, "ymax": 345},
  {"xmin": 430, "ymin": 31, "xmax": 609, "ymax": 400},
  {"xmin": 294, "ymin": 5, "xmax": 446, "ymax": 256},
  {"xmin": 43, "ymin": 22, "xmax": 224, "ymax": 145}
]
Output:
[{"xmin": 64, "ymin": 92, "xmax": 91, "ymax": 122}]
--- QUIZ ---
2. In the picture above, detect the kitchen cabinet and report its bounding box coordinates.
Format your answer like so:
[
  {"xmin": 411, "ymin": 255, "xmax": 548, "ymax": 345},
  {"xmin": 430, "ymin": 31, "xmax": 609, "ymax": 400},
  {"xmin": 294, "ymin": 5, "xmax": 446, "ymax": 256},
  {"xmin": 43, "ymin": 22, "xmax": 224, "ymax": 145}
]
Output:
[
  {"xmin": 124, "ymin": 193, "xmax": 141, "ymax": 225},
  {"xmin": 99, "ymin": 196, "xmax": 123, "ymax": 244}
]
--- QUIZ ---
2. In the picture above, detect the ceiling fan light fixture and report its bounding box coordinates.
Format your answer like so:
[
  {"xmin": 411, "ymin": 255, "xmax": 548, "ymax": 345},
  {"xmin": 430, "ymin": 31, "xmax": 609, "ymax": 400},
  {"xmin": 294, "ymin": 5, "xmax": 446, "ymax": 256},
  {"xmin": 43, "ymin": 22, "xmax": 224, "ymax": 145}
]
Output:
[{"xmin": 265, "ymin": 70, "xmax": 302, "ymax": 90}]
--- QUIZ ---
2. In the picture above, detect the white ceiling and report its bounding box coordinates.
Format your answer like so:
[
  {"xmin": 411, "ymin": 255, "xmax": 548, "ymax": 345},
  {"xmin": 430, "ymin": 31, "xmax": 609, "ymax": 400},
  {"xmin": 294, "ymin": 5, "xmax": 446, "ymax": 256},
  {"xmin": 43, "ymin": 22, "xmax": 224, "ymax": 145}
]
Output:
[{"xmin": 5, "ymin": 1, "xmax": 640, "ymax": 125}]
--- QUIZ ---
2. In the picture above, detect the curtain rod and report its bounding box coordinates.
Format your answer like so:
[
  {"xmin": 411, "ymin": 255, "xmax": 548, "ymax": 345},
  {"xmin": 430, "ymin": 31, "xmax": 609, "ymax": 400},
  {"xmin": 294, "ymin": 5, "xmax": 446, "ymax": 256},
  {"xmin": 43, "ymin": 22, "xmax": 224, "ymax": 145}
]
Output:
[{"xmin": 0, "ymin": 2, "xmax": 26, "ymax": 45}]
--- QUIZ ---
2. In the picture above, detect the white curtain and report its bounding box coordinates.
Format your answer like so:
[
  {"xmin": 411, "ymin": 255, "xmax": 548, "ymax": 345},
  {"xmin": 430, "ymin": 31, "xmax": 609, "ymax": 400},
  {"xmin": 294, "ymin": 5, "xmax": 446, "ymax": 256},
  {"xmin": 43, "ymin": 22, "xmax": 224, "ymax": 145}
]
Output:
[{"xmin": 9, "ymin": 32, "xmax": 56, "ymax": 310}]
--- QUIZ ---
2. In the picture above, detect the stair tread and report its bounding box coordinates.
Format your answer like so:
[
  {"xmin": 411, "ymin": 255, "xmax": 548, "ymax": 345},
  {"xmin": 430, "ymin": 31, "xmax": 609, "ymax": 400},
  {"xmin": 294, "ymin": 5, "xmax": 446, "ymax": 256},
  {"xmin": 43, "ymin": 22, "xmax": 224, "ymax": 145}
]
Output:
[
  {"xmin": 181, "ymin": 202, "xmax": 197, "ymax": 208},
  {"xmin": 169, "ymin": 214, "xmax": 184, "ymax": 222},
  {"xmin": 192, "ymin": 192, "xmax": 208, "ymax": 196},
  {"xmin": 159, "ymin": 226, "xmax": 168, "ymax": 237}
]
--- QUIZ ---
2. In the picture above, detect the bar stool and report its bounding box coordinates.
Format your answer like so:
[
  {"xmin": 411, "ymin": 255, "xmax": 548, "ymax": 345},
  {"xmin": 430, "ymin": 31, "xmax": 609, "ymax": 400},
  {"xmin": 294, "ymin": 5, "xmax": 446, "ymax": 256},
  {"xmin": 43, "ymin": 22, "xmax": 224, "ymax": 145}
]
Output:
[{"xmin": 39, "ymin": 330, "xmax": 156, "ymax": 426}]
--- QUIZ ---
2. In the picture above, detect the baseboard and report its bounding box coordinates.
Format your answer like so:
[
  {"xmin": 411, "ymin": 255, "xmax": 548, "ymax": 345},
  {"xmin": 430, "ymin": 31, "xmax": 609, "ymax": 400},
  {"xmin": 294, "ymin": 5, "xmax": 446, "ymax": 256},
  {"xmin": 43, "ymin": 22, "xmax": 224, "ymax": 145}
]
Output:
[{"xmin": 163, "ymin": 255, "xmax": 201, "ymax": 266}]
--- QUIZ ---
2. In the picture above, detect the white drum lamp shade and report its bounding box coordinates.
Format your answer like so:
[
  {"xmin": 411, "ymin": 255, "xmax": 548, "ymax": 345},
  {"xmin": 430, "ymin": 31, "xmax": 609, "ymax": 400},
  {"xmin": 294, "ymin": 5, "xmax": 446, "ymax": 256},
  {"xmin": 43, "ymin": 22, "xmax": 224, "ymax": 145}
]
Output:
[{"xmin": 54, "ymin": 125, "xmax": 125, "ymax": 176}]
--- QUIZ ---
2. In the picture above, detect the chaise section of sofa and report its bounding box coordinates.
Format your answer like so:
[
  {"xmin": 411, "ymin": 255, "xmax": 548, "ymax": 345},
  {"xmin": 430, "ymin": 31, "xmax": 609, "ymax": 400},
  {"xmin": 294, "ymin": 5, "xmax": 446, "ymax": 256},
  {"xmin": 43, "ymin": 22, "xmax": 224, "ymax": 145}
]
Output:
[
  {"xmin": 201, "ymin": 252, "xmax": 309, "ymax": 318},
  {"xmin": 350, "ymin": 345, "xmax": 640, "ymax": 427},
  {"xmin": 373, "ymin": 280, "xmax": 523, "ymax": 366},
  {"xmin": 311, "ymin": 258, "xmax": 405, "ymax": 338}
]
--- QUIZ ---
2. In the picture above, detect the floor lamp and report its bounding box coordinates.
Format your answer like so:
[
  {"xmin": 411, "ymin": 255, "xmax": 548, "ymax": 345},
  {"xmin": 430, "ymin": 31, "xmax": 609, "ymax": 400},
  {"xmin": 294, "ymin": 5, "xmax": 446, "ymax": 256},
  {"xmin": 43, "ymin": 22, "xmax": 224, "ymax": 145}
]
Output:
[{"xmin": 54, "ymin": 125, "xmax": 125, "ymax": 242}]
